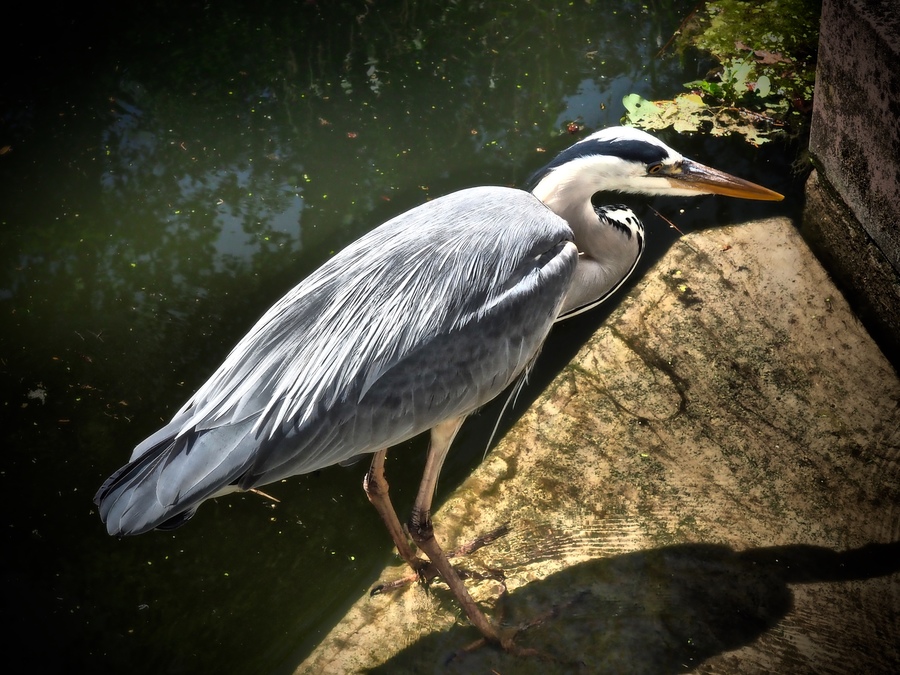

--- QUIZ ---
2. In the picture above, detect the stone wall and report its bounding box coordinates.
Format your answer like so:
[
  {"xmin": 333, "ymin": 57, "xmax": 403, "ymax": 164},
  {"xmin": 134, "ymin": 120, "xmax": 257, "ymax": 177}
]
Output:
[{"xmin": 803, "ymin": 0, "xmax": 900, "ymax": 364}]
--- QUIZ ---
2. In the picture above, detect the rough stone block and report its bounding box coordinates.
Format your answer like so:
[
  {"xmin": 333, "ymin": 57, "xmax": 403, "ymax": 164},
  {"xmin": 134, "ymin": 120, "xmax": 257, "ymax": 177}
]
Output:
[{"xmin": 297, "ymin": 219, "xmax": 900, "ymax": 674}]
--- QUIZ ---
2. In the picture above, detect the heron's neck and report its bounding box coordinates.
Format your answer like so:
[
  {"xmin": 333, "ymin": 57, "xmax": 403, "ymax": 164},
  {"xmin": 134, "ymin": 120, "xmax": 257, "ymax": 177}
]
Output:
[
  {"xmin": 533, "ymin": 174, "xmax": 605, "ymax": 259},
  {"xmin": 533, "ymin": 165, "xmax": 643, "ymax": 319}
]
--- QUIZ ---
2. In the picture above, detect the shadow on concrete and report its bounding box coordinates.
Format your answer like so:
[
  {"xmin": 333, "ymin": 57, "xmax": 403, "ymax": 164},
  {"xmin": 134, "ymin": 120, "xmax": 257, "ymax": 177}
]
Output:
[{"xmin": 367, "ymin": 541, "xmax": 900, "ymax": 674}]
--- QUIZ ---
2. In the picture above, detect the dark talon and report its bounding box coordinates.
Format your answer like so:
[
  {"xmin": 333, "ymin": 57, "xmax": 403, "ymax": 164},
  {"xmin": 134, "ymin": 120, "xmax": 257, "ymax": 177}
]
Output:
[{"xmin": 370, "ymin": 525, "xmax": 511, "ymax": 596}]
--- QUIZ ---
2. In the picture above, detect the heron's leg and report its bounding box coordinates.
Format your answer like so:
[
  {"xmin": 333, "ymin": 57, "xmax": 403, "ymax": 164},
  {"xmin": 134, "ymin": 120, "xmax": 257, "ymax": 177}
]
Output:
[
  {"xmin": 364, "ymin": 448, "xmax": 421, "ymax": 570},
  {"xmin": 409, "ymin": 417, "xmax": 463, "ymax": 525},
  {"xmin": 407, "ymin": 417, "xmax": 509, "ymax": 646}
]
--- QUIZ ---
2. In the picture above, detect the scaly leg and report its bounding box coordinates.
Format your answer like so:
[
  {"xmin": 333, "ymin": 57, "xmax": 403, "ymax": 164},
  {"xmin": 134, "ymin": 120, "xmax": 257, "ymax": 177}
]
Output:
[
  {"xmin": 407, "ymin": 417, "xmax": 511, "ymax": 648},
  {"xmin": 364, "ymin": 448, "xmax": 422, "ymax": 570},
  {"xmin": 372, "ymin": 523, "xmax": 510, "ymax": 594}
]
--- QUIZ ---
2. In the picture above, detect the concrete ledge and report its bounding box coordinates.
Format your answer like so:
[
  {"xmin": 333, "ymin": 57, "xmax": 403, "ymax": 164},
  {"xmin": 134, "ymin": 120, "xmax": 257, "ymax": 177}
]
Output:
[{"xmin": 298, "ymin": 218, "xmax": 900, "ymax": 674}]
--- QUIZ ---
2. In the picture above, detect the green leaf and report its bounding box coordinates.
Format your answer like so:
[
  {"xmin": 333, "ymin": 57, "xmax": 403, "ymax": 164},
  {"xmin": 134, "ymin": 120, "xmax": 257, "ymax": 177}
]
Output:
[{"xmin": 622, "ymin": 93, "xmax": 645, "ymax": 114}]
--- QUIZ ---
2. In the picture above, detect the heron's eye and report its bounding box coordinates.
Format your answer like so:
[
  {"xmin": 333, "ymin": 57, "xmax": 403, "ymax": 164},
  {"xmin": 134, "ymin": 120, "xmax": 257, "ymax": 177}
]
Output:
[{"xmin": 647, "ymin": 162, "xmax": 664, "ymax": 174}]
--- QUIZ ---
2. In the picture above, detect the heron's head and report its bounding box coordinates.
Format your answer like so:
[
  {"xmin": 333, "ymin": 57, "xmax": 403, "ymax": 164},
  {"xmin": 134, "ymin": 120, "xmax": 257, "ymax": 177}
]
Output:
[{"xmin": 531, "ymin": 126, "xmax": 783, "ymax": 203}]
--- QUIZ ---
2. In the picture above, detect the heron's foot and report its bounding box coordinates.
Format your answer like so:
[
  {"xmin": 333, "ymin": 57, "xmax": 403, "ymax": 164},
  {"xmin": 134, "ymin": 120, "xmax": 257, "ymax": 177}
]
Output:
[
  {"xmin": 446, "ymin": 585, "xmax": 563, "ymax": 664},
  {"xmin": 447, "ymin": 589, "xmax": 579, "ymax": 665},
  {"xmin": 369, "ymin": 523, "xmax": 510, "ymax": 596},
  {"xmin": 369, "ymin": 556, "xmax": 432, "ymax": 595},
  {"xmin": 370, "ymin": 559, "xmax": 506, "ymax": 595},
  {"xmin": 448, "ymin": 522, "xmax": 510, "ymax": 558},
  {"xmin": 452, "ymin": 630, "xmax": 549, "ymax": 662}
]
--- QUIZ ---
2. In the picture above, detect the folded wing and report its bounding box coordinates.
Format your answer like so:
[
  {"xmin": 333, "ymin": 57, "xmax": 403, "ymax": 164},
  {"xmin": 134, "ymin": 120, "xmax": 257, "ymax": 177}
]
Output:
[{"xmin": 95, "ymin": 186, "xmax": 577, "ymax": 535}]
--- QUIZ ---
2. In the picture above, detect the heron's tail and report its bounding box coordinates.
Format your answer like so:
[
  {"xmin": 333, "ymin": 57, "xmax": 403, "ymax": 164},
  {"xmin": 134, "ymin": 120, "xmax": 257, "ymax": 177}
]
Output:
[{"xmin": 94, "ymin": 418, "xmax": 256, "ymax": 536}]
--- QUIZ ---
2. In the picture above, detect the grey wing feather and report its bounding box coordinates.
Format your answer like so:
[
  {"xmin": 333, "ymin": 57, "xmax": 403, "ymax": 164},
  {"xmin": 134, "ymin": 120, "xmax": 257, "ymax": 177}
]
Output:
[{"xmin": 95, "ymin": 186, "xmax": 577, "ymax": 535}]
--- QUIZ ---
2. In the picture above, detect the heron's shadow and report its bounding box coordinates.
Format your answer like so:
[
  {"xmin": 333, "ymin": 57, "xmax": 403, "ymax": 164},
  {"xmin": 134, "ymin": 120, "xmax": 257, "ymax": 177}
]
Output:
[{"xmin": 367, "ymin": 540, "xmax": 900, "ymax": 674}]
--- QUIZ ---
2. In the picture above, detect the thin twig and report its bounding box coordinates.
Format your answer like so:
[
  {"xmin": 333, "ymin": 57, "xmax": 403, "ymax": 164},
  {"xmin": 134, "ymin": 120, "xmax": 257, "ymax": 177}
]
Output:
[
  {"xmin": 649, "ymin": 206, "xmax": 686, "ymax": 236},
  {"xmin": 249, "ymin": 488, "xmax": 281, "ymax": 503},
  {"xmin": 656, "ymin": 1, "xmax": 706, "ymax": 59}
]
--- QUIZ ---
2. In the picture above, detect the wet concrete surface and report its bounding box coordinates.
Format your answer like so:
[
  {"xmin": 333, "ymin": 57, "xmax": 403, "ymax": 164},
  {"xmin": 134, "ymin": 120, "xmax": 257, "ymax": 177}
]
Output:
[{"xmin": 298, "ymin": 218, "xmax": 900, "ymax": 674}]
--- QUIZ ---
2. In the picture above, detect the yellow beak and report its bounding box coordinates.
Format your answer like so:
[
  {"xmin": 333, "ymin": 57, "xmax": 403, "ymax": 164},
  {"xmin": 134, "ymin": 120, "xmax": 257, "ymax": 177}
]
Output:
[{"xmin": 665, "ymin": 159, "xmax": 784, "ymax": 201}]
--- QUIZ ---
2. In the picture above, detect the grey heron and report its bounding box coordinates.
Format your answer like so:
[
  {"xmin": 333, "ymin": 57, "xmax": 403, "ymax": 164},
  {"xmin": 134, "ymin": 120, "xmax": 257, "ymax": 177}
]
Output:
[{"xmin": 95, "ymin": 126, "xmax": 782, "ymax": 647}]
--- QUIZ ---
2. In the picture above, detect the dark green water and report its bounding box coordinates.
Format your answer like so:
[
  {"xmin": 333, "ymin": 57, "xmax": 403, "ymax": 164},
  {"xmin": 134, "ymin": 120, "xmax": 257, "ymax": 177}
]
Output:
[{"xmin": 1, "ymin": 2, "xmax": 803, "ymax": 673}]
